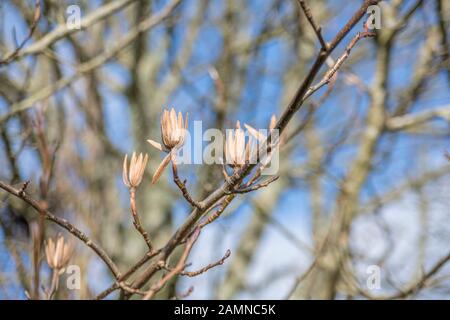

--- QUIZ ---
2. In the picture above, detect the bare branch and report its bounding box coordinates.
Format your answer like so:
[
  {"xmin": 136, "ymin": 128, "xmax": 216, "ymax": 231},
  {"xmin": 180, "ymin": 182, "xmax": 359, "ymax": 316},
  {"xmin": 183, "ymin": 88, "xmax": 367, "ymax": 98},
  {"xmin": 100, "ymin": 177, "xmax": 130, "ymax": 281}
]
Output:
[
  {"xmin": 296, "ymin": 0, "xmax": 328, "ymax": 50},
  {"xmin": 225, "ymin": 176, "xmax": 280, "ymax": 195},
  {"xmin": 0, "ymin": 0, "xmax": 181, "ymax": 124},
  {"xmin": 0, "ymin": 0, "xmax": 41, "ymax": 66},
  {"xmin": 14, "ymin": 0, "xmax": 138, "ymax": 60},
  {"xmin": 302, "ymin": 28, "xmax": 376, "ymax": 102},
  {"xmin": 172, "ymin": 157, "xmax": 204, "ymax": 210},
  {"xmin": 386, "ymin": 104, "xmax": 450, "ymax": 131},
  {"xmin": 166, "ymin": 249, "xmax": 232, "ymax": 277},
  {"xmin": 142, "ymin": 228, "xmax": 201, "ymax": 300},
  {"xmin": 0, "ymin": 180, "xmax": 121, "ymax": 279},
  {"xmin": 129, "ymin": 188, "xmax": 154, "ymax": 251}
]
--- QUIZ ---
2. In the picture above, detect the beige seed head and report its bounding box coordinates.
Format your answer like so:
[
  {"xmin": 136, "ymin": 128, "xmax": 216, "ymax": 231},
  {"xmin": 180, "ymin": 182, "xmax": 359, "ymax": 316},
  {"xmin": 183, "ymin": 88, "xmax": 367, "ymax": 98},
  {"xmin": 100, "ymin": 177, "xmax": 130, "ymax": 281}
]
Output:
[
  {"xmin": 148, "ymin": 108, "xmax": 189, "ymax": 152},
  {"xmin": 123, "ymin": 152, "xmax": 148, "ymax": 188},
  {"xmin": 147, "ymin": 108, "xmax": 189, "ymax": 184},
  {"xmin": 45, "ymin": 234, "xmax": 73, "ymax": 270},
  {"xmin": 225, "ymin": 121, "xmax": 252, "ymax": 168},
  {"xmin": 269, "ymin": 114, "xmax": 277, "ymax": 131}
]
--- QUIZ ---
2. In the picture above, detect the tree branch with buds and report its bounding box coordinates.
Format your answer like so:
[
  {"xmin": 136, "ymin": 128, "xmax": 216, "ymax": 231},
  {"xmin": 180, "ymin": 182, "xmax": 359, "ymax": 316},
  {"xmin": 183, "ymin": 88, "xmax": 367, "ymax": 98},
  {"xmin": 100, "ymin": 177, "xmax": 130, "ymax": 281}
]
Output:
[
  {"xmin": 0, "ymin": 0, "xmax": 387, "ymax": 301},
  {"xmin": 123, "ymin": 0, "xmax": 381, "ymax": 298}
]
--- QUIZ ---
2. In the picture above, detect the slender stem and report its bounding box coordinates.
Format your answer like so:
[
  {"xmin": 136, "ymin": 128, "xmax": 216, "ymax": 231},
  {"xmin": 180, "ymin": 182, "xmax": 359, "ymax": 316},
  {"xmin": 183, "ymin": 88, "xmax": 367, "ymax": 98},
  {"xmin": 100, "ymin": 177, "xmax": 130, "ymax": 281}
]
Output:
[
  {"xmin": 171, "ymin": 153, "xmax": 204, "ymax": 210},
  {"xmin": 130, "ymin": 188, "xmax": 154, "ymax": 250},
  {"xmin": 47, "ymin": 269, "xmax": 60, "ymax": 300},
  {"xmin": 178, "ymin": 249, "xmax": 231, "ymax": 277},
  {"xmin": 94, "ymin": 249, "xmax": 160, "ymax": 300},
  {"xmin": 143, "ymin": 228, "xmax": 201, "ymax": 300},
  {"xmin": 296, "ymin": 0, "xmax": 328, "ymax": 50},
  {"xmin": 198, "ymin": 195, "xmax": 235, "ymax": 229}
]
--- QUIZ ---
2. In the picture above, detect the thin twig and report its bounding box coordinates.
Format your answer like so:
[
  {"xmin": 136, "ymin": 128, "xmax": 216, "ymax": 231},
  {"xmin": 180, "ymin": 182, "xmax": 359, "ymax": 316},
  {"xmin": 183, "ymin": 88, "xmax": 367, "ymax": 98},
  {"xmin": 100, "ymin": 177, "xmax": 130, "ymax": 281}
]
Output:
[
  {"xmin": 94, "ymin": 249, "xmax": 160, "ymax": 300},
  {"xmin": 171, "ymin": 155, "xmax": 204, "ymax": 210},
  {"xmin": 296, "ymin": 0, "xmax": 328, "ymax": 50},
  {"xmin": 129, "ymin": 188, "xmax": 154, "ymax": 250},
  {"xmin": 385, "ymin": 251, "xmax": 450, "ymax": 299},
  {"xmin": 342, "ymin": 251, "xmax": 450, "ymax": 300},
  {"xmin": 0, "ymin": 180, "xmax": 121, "ymax": 279},
  {"xmin": 116, "ymin": 282, "xmax": 146, "ymax": 296},
  {"xmin": 143, "ymin": 228, "xmax": 201, "ymax": 300},
  {"xmin": 18, "ymin": 180, "xmax": 30, "ymax": 196},
  {"xmin": 302, "ymin": 29, "xmax": 376, "ymax": 103},
  {"xmin": 198, "ymin": 195, "xmax": 235, "ymax": 229},
  {"xmin": 12, "ymin": 0, "xmax": 138, "ymax": 60},
  {"xmin": 180, "ymin": 249, "xmax": 231, "ymax": 277},
  {"xmin": 46, "ymin": 270, "xmax": 60, "ymax": 300},
  {"xmin": 0, "ymin": 0, "xmax": 181, "ymax": 124},
  {"xmin": 225, "ymin": 176, "xmax": 279, "ymax": 195},
  {"xmin": 0, "ymin": 0, "xmax": 41, "ymax": 66},
  {"xmin": 171, "ymin": 286, "xmax": 194, "ymax": 300}
]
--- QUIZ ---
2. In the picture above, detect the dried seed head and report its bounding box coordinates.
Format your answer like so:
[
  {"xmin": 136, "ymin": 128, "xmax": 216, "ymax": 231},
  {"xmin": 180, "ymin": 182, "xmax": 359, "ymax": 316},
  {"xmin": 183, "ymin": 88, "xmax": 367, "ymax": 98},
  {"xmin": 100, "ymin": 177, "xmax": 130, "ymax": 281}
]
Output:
[
  {"xmin": 225, "ymin": 121, "xmax": 252, "ymax": 168},
  {"xmin": 147, "ymin": 108, "xmax": 188, "ymax": 184},
  {"xmin": 148, "ymin": 108, "xmax": 189, "ymax": 152},
  {"xmin": 245, "ymin": 114, "xmax": 283, "ymax": 146},
  {"xmin": 123, "ymin": 152, "xmax": 148, "ymax": 188},
  {"xmin": 269, "ymin": 114, "xmax": 277, "ymax": 131},
  {"xmin": 45, "ymin": 234, "xmax": 72, "ymax": 270}
]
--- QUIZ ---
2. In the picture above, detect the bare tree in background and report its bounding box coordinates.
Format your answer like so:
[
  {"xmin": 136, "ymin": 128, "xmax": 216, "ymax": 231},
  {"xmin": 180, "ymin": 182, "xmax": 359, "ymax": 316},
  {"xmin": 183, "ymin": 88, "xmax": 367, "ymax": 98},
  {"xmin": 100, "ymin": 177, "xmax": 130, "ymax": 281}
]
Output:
[{"xmin": 0, "ymin": 0, "xmax": 449, "ymax": 300}]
